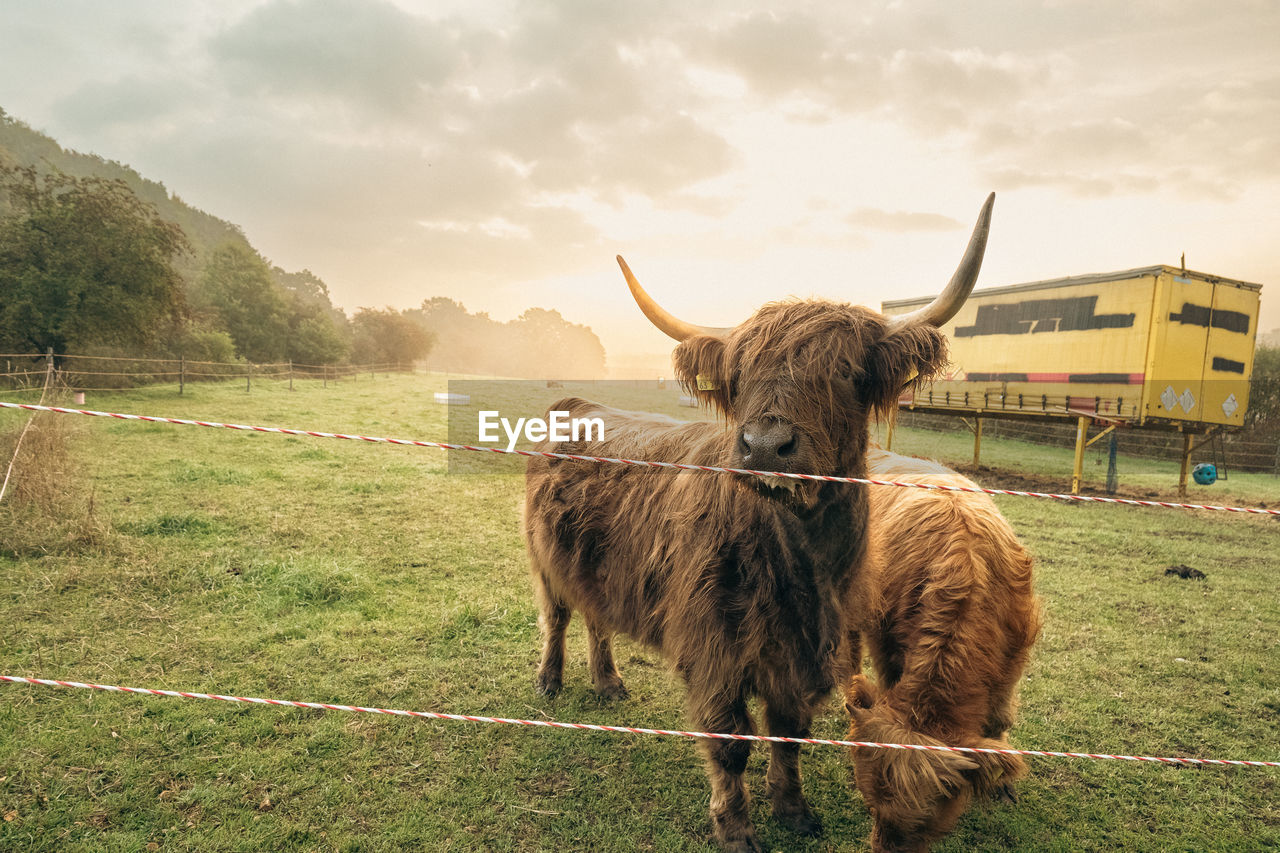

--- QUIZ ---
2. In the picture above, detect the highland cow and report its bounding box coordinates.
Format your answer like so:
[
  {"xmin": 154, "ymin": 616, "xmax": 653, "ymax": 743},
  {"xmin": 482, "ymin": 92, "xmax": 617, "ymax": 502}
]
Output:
[
  {"xmin": 844, "ymin": 449, "xmax": 1041, "ymax": 853},
  {"xmin": 524, "ymin": 196, "xmax": 994, "ymax": 852}
]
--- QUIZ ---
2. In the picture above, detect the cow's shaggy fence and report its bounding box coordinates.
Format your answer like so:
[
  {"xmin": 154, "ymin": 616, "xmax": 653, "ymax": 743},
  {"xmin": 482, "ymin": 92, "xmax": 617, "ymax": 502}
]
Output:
[
  {"xmin": 1, "ymin": 400, "xmax": 1277, "ymax": 517},
  {"xmin": 3, "ymin": 675, "xmax": 1277, "ymax": 768}
]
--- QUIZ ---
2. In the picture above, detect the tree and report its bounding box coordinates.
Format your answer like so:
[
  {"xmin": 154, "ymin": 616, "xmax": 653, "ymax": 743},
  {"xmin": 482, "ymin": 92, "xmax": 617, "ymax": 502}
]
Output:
[
  {"xmin": 0, "ymin": 164, "xmax": 189, "ymax": 355},
  {"xmin": 288, "ymin": 299, "xmax": 351, "ymax": 365},
  {"xmin": 197, "ymin": 242, "xmax": 289, "ymax": 363},
  {"xmin": 1246, "ymin": 345, "xmax": 1280, "ymax": 430},
  {"xmin": 273, "ymin": 266, "xmax": 352, "ymax": 364},
  {"xmin": 351, "ymin": 307, "xmax": 434, "ymax": 366},
  {"xmin": 168, "ymin": 322, "xmax": 239, "ymax": 364},
  {"xmin": 409, "ymin": 299, "xmax": 608, "ymax": 378},
  {"xmin": 510, "ymin": 307, "xmax": 607, "ymax": 379}
]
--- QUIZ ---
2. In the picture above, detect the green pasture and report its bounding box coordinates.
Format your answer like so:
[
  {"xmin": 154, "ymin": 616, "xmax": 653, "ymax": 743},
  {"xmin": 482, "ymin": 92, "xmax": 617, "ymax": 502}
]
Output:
[{"xmin": 0, "ymin": 374, "xmax": 1276, "ymax": 851}]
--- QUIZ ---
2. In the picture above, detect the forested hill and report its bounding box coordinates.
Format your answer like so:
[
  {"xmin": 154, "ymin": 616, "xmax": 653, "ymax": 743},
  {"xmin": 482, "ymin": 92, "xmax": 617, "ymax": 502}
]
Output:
[
  {"xmin": 0, "ymin": 108, "xmax": 253, "ymax": 285},
  {"xmin": 0, "ymin": 108, "xmax": 608, "ymax": 377}
]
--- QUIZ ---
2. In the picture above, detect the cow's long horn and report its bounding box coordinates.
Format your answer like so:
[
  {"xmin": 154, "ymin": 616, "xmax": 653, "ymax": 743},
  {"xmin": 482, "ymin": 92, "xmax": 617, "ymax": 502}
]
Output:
[
  {"xmin": 617, "ymin": 255, "xmax": 732, "ymax": 341},
  {"xmin": 888, "ymin": 192, "xmax": 995, "ymax": 330}
]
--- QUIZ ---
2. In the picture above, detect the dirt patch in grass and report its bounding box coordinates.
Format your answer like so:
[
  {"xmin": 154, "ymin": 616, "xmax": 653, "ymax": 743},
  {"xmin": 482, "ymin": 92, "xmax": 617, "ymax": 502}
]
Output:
[{"xmin": 952, "ymin": 461, "xmax": 1273, "ymax": 507}]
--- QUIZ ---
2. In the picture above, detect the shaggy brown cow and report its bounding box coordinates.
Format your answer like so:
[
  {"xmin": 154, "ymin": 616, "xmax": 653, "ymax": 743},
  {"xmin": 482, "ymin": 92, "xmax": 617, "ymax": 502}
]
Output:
[
  {"xmin": 843, "ymin": 449, "xmax": 1042, "ymax": 853},
  {"xmin": 524, "ymin": 195, "xmax": 994, "ymax": 852}
]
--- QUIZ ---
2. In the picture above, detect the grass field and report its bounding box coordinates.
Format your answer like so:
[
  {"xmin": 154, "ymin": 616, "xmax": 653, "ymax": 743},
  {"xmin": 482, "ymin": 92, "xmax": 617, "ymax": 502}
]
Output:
[{"xmin": 1, "ymin": 373, "xmax": 1277, "ymax": 851}]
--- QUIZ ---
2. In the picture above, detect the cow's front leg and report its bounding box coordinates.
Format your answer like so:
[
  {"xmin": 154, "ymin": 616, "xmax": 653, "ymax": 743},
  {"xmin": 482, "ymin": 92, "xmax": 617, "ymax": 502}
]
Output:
[
  {"xmin": 692, "ymin": 693, "xmax": 762, "ymax": 853},
  {"xmin": 532, "ymin": 571, "xmax": 570, "ymax": 697},
  {"xmin": 585, "ymin": 614, "xmax": 628, "ymax": 700},
  {"xmin": 763, "ymin": 699, "xmax": 822, "ymax": 836}
]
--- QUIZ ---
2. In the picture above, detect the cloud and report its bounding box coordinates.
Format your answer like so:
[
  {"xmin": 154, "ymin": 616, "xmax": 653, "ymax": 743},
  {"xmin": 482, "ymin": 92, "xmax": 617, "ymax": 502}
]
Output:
[
  {"xmin": 532, "ymin": 114, "xmax": 737, "ymax": 201},
  {"xmin": 23, "ymin": 0, "xmax": 747, "ymax": 302},
  {"xmin": 847, "ymin": 207, "xmax": 962, "ymax": 232},
  {"xmin": 984, "ymin": 166, "xmax": 1161, "ymax": 199},
  {"xmin": 209, "ymin": 0, "xmax": 459, "ymax": 120},
  {"xmin": 52, "ymin": 75, "xmax": 203, "ymax": 134},
  {"xmin": 685, "ymin": 4, "xmax": 1279, "ymax": 200},
  {"xmin": 699, "ymin": 12, "xmax": 838, "ymax": 98},
  {"xmin": 4, "ymin": 0, "xmax": 1277, "ymax": 341},
  {"xmin": 692, "ymin": 11, "xmax": 883, "ymax": 117}
]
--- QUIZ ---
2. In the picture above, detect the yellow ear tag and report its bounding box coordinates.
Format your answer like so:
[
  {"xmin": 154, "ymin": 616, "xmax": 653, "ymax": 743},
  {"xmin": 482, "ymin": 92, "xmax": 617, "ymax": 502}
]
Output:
[
  {"xmin": 900, "ymin": 367, "xmax": 919, "ymax": 389},
  {"xmin": 696, "ymin": 374, "xmax": 719, "ymax": 391}
]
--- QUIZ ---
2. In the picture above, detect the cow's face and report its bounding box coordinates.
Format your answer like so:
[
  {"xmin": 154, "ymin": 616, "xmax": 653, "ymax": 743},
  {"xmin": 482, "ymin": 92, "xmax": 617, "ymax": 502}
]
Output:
[
  {"xmin": 846, "ymin": 692, "xmax": 1027, "ymax": 853},
  {"xmin": 672, "ymin": 306, "xmax": 946, "ymax": 487},
  {"xmin": 617, "ymin": 194, "xmax": 994, "ymax": 498},
  {"xmin": 851, "ymin": 722, "xmax": 975, "ymax": 853}
]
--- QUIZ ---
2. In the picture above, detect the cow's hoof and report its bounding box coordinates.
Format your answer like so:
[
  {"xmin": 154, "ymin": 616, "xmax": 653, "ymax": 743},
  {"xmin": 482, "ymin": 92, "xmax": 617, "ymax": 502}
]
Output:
[
  {"xmin": 993, "ymin": 782, "xmax": 1019, "ymax": 804},
  {"xmin": 776, "ymin": 808, "xmax": 822, "ymax": 837},
  {"xmin": 720, "ymin": 836, "xmax": 767, "ymax": 853},
  {"xmin": 714, "ymin": 814, "xmax": 765, "ymax": 852},
  {"xmin": 594, "ymin": 681, "xmax": 630, "ymax": 701},
  {"xmin": 534, "ymin": 673, "xmax": 562, "ymax": 698}
]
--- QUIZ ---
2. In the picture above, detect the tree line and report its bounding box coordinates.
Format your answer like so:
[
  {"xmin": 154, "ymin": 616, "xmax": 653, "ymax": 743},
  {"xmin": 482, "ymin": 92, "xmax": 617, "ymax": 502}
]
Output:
[
  {"xmin": 410, "ymin": 298, "xmax": 606, "ymax": 378},
  {"xmin": 0, "ymin": 162, "xmax": 430, "ymax": 367},
  {"xmin": 0, "ymin": 155, "xmax": 606, "ymax": 378}
]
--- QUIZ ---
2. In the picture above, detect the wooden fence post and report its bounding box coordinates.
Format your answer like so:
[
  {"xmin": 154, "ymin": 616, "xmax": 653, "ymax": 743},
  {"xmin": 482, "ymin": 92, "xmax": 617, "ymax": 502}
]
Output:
[
  {"xmin": 179, "ymin": 356, "xmax": 185, "ymax": 395},
  {"xmin": 289, "ymin": 360, "xmax": 294, "ymax": 392},
  {"xmin": 973, "ymin": 416, "xmax": 983, "ymax": 467},
  {"xmin": 247, "ymin": 363, "xmax": 252, "ymax": 393},
  {"xmin": 1106, "ymin": 432, "xmax": 1119, "ymax": 494},
  {"xmin": 1177, "ymin": 431, "xmax": 1193, "ymax": 497}
]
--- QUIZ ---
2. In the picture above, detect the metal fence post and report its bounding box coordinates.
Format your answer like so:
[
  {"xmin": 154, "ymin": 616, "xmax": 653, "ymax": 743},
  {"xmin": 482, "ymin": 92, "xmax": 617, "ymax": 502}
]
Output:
[{"xmin": 1071, "ymin": 416, "xmax": 1088, "ymax": 495}]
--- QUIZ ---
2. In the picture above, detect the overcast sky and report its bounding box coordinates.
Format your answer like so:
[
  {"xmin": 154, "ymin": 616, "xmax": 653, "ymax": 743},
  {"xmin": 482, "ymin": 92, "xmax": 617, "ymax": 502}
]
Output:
[{"xmin": 2, "ymin": 1, "xmax": 1277, "ymax": 367}]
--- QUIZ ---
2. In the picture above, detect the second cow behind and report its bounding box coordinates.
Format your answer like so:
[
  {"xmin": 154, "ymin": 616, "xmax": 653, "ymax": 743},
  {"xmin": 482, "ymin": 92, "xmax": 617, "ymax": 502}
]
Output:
[{"xmin": 844, "ymin": 449, "xmax": 1042, "ymax": 853}]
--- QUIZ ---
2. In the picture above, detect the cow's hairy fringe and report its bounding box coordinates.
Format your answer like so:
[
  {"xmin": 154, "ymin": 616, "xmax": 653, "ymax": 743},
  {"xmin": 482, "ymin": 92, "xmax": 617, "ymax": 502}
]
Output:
[{"xmin": 671, "ymin": 301, "xmax": 948, "ymax": 478}]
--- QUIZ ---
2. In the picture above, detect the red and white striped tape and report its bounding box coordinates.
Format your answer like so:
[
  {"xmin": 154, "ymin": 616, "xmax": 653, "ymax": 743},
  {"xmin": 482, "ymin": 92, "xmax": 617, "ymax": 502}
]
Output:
[
  {"xmin": 2, "ymin": 401, "xmax": 1277, "ymax": 515},
  {"xmin": 3, "ymin": 675, "xmax": 1276, "ymax": 768}
]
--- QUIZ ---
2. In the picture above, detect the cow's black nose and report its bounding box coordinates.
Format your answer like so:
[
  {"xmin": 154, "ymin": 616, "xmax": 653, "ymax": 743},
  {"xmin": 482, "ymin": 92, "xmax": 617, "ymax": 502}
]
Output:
[{"xmin": 738, "ymin": 420, "xmax": 799, "ymax": 469}]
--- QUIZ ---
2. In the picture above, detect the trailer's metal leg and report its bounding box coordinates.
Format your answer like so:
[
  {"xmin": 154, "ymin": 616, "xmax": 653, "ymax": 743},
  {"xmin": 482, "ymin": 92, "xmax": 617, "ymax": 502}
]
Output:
[{"xmin": 1071, "ymin": 416, "xmax": 1088, "ymax": 495}]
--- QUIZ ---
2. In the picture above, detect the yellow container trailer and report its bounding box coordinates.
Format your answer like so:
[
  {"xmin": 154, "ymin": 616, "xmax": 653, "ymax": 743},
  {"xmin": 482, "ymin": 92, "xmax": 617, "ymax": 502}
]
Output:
[{"xmin": 882, "ymin": 265, "xmax": 1263, "ymax": 492}]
